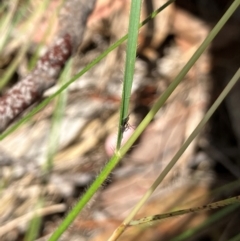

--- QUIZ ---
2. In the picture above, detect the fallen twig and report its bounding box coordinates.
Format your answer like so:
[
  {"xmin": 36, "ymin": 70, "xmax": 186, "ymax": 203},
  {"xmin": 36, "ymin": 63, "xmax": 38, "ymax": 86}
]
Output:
[
  {"xmin": 0, "ymin": 204, "xmax": 66, "ymax": 237},
  {"xmin": 0, "ymin": 0, "xmax": 96, "ymax": 133}
]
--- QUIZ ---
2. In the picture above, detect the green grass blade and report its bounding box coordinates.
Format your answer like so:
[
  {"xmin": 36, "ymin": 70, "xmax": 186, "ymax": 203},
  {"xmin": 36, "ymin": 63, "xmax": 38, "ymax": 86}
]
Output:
[
  {"xmin": 43, "ymin": 60, "xmax": 72, "ymax": 174},
  {"xmin": 116, "ymin": 0, "xmax": 142, "ymax": 150},
  {"xmin": 24, "ymin": 200, "xmax": 43, "ymax": 241}
]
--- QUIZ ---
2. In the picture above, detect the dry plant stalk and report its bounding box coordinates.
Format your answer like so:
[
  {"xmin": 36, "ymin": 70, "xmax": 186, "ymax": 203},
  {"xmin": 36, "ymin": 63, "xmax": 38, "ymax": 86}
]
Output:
[
  {"xmin": 0, "ymin": 204, "xmax": 66, "ymax": 237},
  {"xmin": 0, "ymin": 0, "xmax": 96, "ymax": 133}
]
